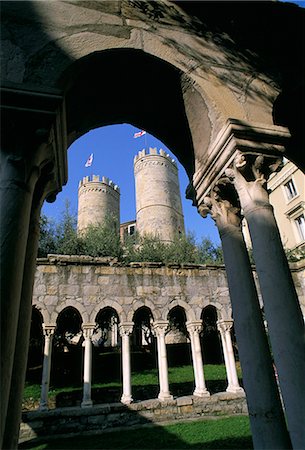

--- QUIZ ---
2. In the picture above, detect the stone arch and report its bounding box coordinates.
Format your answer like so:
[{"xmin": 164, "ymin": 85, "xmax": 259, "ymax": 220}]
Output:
[
  {"xmin": 32, "ymin": 301, "xmax": 50, "ymax": 325},
  {"xmin": 90, "ymin": 299, "xmax": 125, "ymax": 324},
  {"xmin": 201, "ymin": 305, "xmax": 223, "ymax": 364},
  {"xmin": 161, "ymin": 299, "xmax": 196, "ymax": 322},
  {"xmin": 52, "ymin": 300, "xmax": 89, "ymax": 324},
  {"xmin": 127, "ymin": 299, "xmax": 161, "ymax": 323}
]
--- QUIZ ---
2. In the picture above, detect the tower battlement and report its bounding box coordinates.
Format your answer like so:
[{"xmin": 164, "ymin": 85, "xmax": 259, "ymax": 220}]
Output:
[
  {"xmin": 134, "ymin": 148, "xmax": 177, "ymax": 168},
  {"xmin": 78, "ymin": 175, "xmax": 120, "ymax": 193}
]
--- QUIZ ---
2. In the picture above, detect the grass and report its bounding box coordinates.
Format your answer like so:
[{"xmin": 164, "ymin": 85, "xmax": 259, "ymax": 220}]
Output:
[
  {"xmin": 19, "ymin": 416, "xmax": 252, "ymax": 449},
  {"xmin": 23, "ymin": 364, "xmax": 242, "ymax": 402}
]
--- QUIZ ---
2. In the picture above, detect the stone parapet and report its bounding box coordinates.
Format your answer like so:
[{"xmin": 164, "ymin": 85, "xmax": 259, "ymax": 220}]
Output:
[
  {"xmin": 78, "ymin": 175, "xmax": 120, "ymax": 193},
  {"xmin": 19, "ymin": 393, "xmax": 247, "ymax": 445},
  {"xmin": 134, "ymin": 147, "xmax": 177, "ymax": 169}
]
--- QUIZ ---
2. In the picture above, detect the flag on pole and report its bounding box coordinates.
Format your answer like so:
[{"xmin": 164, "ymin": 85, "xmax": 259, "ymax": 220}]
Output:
[
  {"xmin": 85, "ymin": 153, "xmax": 94, "ymax": 167},
  {"xmin": 133, "ymin": 130, "xmax": 146, "ymax": 139}
]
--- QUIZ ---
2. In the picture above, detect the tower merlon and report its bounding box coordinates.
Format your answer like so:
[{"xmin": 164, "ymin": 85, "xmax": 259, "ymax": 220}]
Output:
[
  {"xmin": 133, "ymin": 147, "xmax": 177, "ymax": 168},
  {"xmin": 78, "ymin": 175, "xmax": 120, "ymax": 192}
]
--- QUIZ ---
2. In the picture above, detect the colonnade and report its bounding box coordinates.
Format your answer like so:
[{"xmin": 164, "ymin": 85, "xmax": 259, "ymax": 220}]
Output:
[
  {"xmin": 38, "ymin": 318, "xmax": 242, "ymax": 410},
  {"xmin": 198, "ymin": 142, "xmax": 305, "ymax": 449}
]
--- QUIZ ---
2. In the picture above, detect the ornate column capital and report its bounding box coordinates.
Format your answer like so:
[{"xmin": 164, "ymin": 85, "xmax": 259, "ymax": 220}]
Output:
[
  {"xmin": 42, "ymin": 324, "xmax": 56, "ymax": 337},
  {"xmin": 193, "ymin": 119, "xmax": 290, "ymax": 209},
  {"xmin": 119, "ymin": 322, "xmax": 134, "ymax": 337},
  {"xmin": 82, "ymin": 324, "xmax": 95, "ymax": 339},
  {"xmin": 225, "ymin": 151, "xmax": 283, "ymax": 214},
  {"xmin": 153, "ymin": 320, "xmax": 169, "ymax": 337},
  {"xmin": 198, "ymin": 177, "xmax": 242, "ymax": 235},
  {"xmin": 186, "ymin": 320, "xmax": 203, "ymax": 334},
  {"xmin": 217, "ymin": 320, "xmax": 233, "ymax": 334}
]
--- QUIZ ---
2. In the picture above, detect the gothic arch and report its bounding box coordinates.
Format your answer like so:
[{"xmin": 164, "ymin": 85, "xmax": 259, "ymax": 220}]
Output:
[
  {"xmin": 90, "ymin": 300, "xmax": 125, "ymax": 324},
  {"xmin": 52, "ymin": 300, "xmax": 88, "ymax": 324},
  {"xmin": 127, "ymin": 299, "xmax": 161, "ymax": 322},
  {"xmin": 162, "ymin": 299, "xmax": 195, "ymax": 322}
]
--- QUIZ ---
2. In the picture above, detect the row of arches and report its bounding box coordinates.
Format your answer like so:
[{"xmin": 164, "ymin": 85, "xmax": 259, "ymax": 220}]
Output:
[{"xmin": 27, "ymin": 305, "xmax": 240, "ymax": 408}]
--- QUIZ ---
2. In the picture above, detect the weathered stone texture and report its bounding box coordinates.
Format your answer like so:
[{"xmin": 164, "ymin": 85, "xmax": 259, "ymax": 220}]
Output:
[{"xmin": 32, "ymin": 256, "xmax": 305, "ymax": 324}]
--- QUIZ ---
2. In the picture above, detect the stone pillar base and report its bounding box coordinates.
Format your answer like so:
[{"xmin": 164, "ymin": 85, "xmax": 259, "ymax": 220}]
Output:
[
  {"xmin": 226, "ymin": 386, "xmax": 245, "ymax": 394},
  {"xmin": 158, "ymin": 392, "xmax": 173, "ymax": 401},
  {"xmin": 38, "ymin": 404, "xmax": 48, "ymax": 411},
  {"xmin": 193, "ymin": 388, "xmax": 210, "ymax": 398},
  {"xmin": 121, "ymin": 394, "xmax": 133, "ymax": 405},
  {"xmin": 81, "ymin": 400, "xmax": 93, "ymax": 408}
]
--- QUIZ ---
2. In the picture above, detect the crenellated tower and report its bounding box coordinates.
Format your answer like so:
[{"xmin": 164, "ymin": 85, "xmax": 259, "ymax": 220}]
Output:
[
  {"xmin": 134, "ymin": 148, "xmax": 185, "ymax": 242},
  {"xmin": 77, "ymin": 175, "xmax": 120, "ymax": 233}
]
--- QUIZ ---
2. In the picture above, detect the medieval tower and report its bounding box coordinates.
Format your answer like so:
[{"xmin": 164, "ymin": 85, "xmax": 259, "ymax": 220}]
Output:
[
  {"xmin": 134, "ymin": 148, "xmax": 185, "ymax": 242},
  {"xmin": 77, "ymin": 175, "xmax": 120, "ymax": 232}
]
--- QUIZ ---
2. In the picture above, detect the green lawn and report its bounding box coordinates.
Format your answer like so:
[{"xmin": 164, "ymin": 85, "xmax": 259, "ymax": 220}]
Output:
[{"xmin": 19, "ymin": 416, "xmax": 252, "ymax": 449}]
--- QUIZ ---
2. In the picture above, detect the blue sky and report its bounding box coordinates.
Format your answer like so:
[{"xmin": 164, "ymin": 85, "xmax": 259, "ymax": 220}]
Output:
[{"xmin": 42, "ymin": 124, "xmax": 221, "ymax": 244}]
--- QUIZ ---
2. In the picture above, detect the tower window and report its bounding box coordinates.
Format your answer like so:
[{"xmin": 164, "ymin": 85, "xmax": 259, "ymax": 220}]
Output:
[
  {"xmin": 128, "ymin": 225, "xmax": 135, "ymax": 236},
  {"xmin": 294, "ymin": 214, "xmax": 305, "ymax": 242},
  {"xmin": 284, "ymin": 179, "xmax": 297, "ymax": 201}
]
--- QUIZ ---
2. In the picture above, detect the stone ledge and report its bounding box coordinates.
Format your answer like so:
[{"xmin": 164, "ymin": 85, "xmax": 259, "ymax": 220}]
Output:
[{"xmin": 20, "ymin": 393, "xmax": 248, "ymax": 444}]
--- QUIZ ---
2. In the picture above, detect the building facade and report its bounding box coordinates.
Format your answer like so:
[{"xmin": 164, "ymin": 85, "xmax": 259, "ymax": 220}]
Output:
[{"xmin": 243, "ymin": 159, "xmax": 305, "ymax": 251}]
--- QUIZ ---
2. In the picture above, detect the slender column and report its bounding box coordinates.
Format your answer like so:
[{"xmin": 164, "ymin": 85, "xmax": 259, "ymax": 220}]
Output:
[
  {"xmin": 186, "ymin": 321, "xmax": 210, "ymax": 397},
  {"xmin": 199, "ymin": 180, "xmax": 290, "ymax": 449},
  {"xmin": 226, "ymin": 152, "xmax": 305, "ymax": 449},
  {"xmin": 153, "ymin": 321, "xmax": 173, "ymax": 401},
  {"xmin": 81, "ymin": 324, "xmax": 95, "ymax": 408},
  {"xmin": 217, "ymin": 320, "xmax": 243, "ymax": 393},
  {"xmin": 39, "ymin": 325, "xmax": 56, "ymax": 410},
  {"xmin": 119, "ymin": 322, "xmax": 134, "ymax": 404},
  {"xmin": 0, "ymin": 151, "xmax": 41, "ymax": 445},
  {"xmin": 2, "ymin": 182, "xmax": 48, "ymax": 449}
]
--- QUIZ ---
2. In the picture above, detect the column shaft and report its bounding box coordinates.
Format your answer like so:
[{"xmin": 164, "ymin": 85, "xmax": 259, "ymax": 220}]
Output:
[
  {"xmin": 119, "ymin": 323, "xmax": 133, "ymax": 404},
  {"xmin": 228, "ymin": 152, "xmax": 305, "ymax": 449},
  {"xmin": 81, "ymin": 327, "xmax": 94, "ymax": 408},
  {"xmin": 187, "ymin": 322, "xmax": 209, "ymax": 397},
  {"xmin": 199, "ymin": 184, "xmax": 291, "ymax": 449},
  {"xmin": 218, "ymin": 327, "xmax": 233, "ymax": 389},
  {"xmin": 154, "ymin": 322, "xmax": 173, "ymax": 401},
  {"xmin": 220, "ymin": 225, "xmax": 290, "ymax": 448},
  {"xmin": 40, "ymin": 329, "xmax": 55, "ymax": 410},
  {"xmin": 0, "ymin": 154, "xmax": 39, "ymax": 447},
  {"xmin": 2, "ymin": 194, "xmax": 42, "ymax": 449}
]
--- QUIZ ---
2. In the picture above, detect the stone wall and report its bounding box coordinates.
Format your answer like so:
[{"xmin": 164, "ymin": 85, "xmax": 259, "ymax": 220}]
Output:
[
  {"xmin": 33, "ymin": 256, "xmax": 305, "ymax": 324},
  {"xmin": 20, "ymin": 392, "xmax": 247, "ymax": 444},
  {"xmin": 33, "ymin": 256, "xmax": 233, "ymax": 325}
]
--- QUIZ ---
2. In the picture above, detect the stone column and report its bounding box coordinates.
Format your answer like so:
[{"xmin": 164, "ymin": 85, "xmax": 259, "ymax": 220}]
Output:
[
  {"xmin": 2, "ymin": 178, "xmax": 51, "ymax": 449},
  {"xmin": 186, "ymin": 321, "xmax": 210, "ymax": 397},
  {"xmin": 199, "ymin": 179, "xmax": 290, "ymax": 449},
  {"xmin": 39, "ymin": 325, "xmax": 56, "ymax": 410},
  {"xmin": 217, "ymin": 320, "xmax": 243, "ymax": 394},
  {"xmin": 0, "ymin": 152, "xmax": 41, "ymax": 444},
  {"xmin": 226, "ymin": 152, "xmax": 305, "ymax": 449},
  {"xmin": 81, "ymin": 325, "xmax": 95, "ymax": 408},
  {"xmin": 153, "ymin": 321, "xmax": 173, "ymax": 401},
  {"xmin": 119, "ymin": 322, "xmax": 134, "ymax": 404}
]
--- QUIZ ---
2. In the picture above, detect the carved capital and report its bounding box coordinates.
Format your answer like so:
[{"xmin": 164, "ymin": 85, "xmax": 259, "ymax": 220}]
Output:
[
  {"xmin": 186, "ymin": 320, "xmax": 203, "ymax": 335},
  {"xmin": 225, "ymin": 151, "xmax": 283, "ymax": 213},
  {"xmin": 217, "ymin": 320, "xmax": 233, "ymax": 334},
  {"xmin": 198, "ymin": 177, "xmax": 241, "ymax": 232},
  {"xmin": 119, "ymin": 322, "xmax": 134, "ymax": 337},
  {"xmin": 42, "ymin": 324, "xmax": 56, "ymax": 338},
  {"xmin": 82, "ymin": 324, "xmax": 95, "ymax": 339},
  {"xmin": 153, "ymin": 320, "xmax": 169, "ymax": 337}
]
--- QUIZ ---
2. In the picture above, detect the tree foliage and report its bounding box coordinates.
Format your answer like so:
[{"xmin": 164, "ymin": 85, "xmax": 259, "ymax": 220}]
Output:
[{"xmin": 38, "ymin": 205, "xmax": 224, "ymax": 264}]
